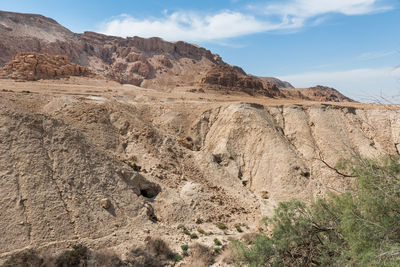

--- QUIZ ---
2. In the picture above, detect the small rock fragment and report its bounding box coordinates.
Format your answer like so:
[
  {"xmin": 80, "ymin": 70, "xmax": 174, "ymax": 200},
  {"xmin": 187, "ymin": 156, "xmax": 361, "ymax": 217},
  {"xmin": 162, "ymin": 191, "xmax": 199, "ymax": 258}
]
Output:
[
  {"xmin": 260, "ymin": 191, "xmax": 269, "ymax": 199},
  {"xmin": 100, "ymin": 198, "xmax": 111, "ymax": 209}
]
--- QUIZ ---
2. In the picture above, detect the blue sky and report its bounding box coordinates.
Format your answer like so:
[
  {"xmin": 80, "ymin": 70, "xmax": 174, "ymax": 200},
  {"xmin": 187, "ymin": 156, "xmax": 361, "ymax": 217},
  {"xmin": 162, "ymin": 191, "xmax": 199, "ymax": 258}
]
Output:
[{"xmin": 1, "ymin": 0, "xmax": 400, "ymax": 101}]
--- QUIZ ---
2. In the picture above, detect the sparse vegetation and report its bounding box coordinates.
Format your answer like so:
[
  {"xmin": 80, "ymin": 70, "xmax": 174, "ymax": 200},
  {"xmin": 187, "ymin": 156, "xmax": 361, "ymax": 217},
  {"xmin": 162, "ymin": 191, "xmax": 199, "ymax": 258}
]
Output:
[
  {"xmin": 233, "ymin": 155, "xmax": 400, "ymax": 266},
  {"xmin": 190, "ymin": 233, "xmax": 199, "ymax": 239},
  {"xmin": 181, "ymin": 244, "xmax": 189, "ymax": 252},
  {"xmin": 240, "ymin": 233, "xmax": 260, "ymax": 245},
  {"xmin": 215, "ymin": 222, "xmax": 227, "ymax": 230},
  {"xmin": 181, "ymin": 244, "xmax": 189, "ymax": 256},
  {"xmin": 181, "ymin": 226, "xmax": 199, "ymax": 239},
  {"xmin": 172, "ymin": 253, "xmax": 183, "ymax": 262},
  {"xmin": 235, "ymin": 225, "xmax": 243, "ymax": 233},
  {"xmin": 182, "ymin": 227, "xmax": 191, "ymax": 236},
  {"xmin": 197, "ymin": 227, "xmax": 206, "ymax": 234},
  {"xmin": 214, "ymin": 238, "xmax": 222, "ymax": 246}
]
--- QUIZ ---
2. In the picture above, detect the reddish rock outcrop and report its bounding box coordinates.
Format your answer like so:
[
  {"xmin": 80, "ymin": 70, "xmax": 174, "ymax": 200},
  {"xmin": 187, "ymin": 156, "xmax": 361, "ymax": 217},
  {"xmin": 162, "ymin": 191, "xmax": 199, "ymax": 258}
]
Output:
[
  {"xmin": 0, "ymin": 52, "xmax": 91, "ymax": 81},
  {"xmin": 201, "ymin": 66, "xmax": 283, "ymax": 97},
  {"xmin": 0, "ymin": 11, "xmax": 353, "ymax": 102},
  {"xmin": 282, "ymin": 86, "xmax": 354, "ymax": 102}
]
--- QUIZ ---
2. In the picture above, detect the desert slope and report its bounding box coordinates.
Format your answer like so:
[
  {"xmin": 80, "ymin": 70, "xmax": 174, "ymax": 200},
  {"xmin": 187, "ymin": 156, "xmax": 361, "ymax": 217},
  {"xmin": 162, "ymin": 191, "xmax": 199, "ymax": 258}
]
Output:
[{"xmin": 0, "ymin": 78, "xmax": 398, "ymax": 262}]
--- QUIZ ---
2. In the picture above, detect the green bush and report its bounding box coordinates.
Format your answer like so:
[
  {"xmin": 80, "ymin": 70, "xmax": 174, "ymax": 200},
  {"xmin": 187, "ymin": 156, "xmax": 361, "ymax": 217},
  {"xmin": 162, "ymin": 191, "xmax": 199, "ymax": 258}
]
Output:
[
  {"xmin": 213, "ymin": 238, "xmax": 222, "ymax": 246},
  {"xmin": 182, "ymin": 227, "xmax": 191, "ymax": 236},
  {"xmin": 181, "ymin": 244, "xmax": 189, "ymax": 256},
  {"xmin": 215, "ymin": 222, "xmax": 227, "ymax": 230},
  {"xmin": 233, "ymin": 155, "xmax": 400, "ymax": 266},
  {"xmin": 197, "ymin": 228, "xmax": 206, "ymax": 234},
  {"xmin": 181, "ymin": 244, "xmax": 189, "ymax": 252},
  {"xmin": 172, "ymin": 253, "xmax": 183, "ymax": 262},
  {"xmin": 190, "ymin": 233, "xmax": 199, "ymax": 239}
]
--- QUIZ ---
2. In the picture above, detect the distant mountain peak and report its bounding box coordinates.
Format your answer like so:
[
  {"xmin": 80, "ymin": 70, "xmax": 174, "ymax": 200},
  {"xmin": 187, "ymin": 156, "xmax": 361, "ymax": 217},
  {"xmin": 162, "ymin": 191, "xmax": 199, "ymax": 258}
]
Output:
[{"xmin": 0, "ymin": 10, "xmax": 353, "ymax": 102}]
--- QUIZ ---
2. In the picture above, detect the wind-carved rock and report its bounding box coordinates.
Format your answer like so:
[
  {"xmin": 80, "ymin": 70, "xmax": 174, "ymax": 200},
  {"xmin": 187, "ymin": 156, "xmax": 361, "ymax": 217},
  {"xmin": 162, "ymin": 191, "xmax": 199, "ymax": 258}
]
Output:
[{"xmin": 0, "ymin": 52, "xmax": 91, "ymax": 80}]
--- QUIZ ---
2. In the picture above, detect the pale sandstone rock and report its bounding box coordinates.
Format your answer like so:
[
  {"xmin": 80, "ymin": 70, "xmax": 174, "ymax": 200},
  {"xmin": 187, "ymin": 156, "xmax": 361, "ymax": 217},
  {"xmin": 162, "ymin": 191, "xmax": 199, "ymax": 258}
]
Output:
[{"xmin": 100, "ymin": 198, "xmax": 111, "ymax": 209}]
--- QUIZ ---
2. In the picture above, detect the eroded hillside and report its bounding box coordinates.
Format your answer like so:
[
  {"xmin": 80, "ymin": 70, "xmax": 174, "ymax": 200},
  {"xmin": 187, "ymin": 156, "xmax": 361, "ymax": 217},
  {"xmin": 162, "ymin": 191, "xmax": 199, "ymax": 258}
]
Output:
[{"xmin": 0, "ymin": 78, "xmax": 398, "ymax": 264}]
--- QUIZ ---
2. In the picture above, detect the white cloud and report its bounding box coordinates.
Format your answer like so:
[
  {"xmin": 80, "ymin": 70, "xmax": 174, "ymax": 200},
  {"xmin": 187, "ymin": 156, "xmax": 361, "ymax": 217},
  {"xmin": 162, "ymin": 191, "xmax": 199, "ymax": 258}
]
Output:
[
  {"xmin": 100, "ymin": 0, "xmax": 392, "ymax": 42},
  {"xmin": 259, "ymin": 0, "xmax": 391, "ymax": 18},
  {"xmin": 279, "ymin": 67, "xmax": 400, "ymax": 102},
  {"xmin": 101, "ymin": 12, "xmax": 271, "ymax": 42},
  {"xmin": 250, "ymin": 0, "xmax": 392, "ymax": 29},
  {"xmin": 358, "ymin": 50, "xmax": 398, "ymax": 60}
]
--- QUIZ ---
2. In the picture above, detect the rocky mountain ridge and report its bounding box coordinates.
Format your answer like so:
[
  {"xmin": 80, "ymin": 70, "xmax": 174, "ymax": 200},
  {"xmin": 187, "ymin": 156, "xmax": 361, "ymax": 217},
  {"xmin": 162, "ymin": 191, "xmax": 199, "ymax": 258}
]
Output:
[{"xmin": 0, "ymin": 10, "xmax": 353, "ymax": 102}]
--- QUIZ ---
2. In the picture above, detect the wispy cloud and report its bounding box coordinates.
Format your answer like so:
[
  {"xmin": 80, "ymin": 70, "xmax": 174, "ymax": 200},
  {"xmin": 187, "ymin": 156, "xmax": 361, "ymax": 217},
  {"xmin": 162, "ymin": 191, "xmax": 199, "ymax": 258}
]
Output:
[
  {"xmin": 358, "ymin": 50, "xmax": 398, "ymax": 60},
  {"xmin": 100, "ymin": 0, "xmax": 392, "ymax": 42},
  {"xmin": 252, "ymin": 0, "xmax": 392, "ymax": 20},
  {"xmin": 100, "ymin": 12, "xmax": 272, "ymax": 42}
]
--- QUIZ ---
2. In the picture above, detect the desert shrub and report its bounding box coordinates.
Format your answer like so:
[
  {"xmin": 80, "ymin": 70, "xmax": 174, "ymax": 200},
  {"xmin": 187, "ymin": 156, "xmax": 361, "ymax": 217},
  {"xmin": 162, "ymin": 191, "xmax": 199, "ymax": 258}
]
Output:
[
  {"xmin": 233, "ymin": 155, "xmax": 400, "ymax": 266},
  {"xmin": 214, "ymin": 238, "xmax": 222, "ymax": 246},
  {"xmin": 190, "ymin": 233, "xmax": 199, "ymax": 239},
  {"xmin": 240, "ymin": 233, "xmax": 261, "ymax": 245},
  {"xmin": 55, "ymin": 244, "xmax": 88, "ymax": 267},
  {"xmin": 197, "ymin": 228, "xmax": 206, "ymax": 234},
  {"xmin": 2, "ymin": 249, "xmax": 44, "ymax": 267},
  {"xmin": 214, "ymin": 247, "xmax": 222, "ymax": 254},
  {"xmin": 235, "ymin": 225, "xmax": 243, "ymax": 233},
  {"xmin": 172, "ymin": 253, "xmax": 183, "ymax": 262},
  {"xmin": 181, "ymin": 244, "xmax": 189, "ymax": 257},
  {"xmin": 182, "ymin": 227, "xmax": 191, "ymax": 236},
  {"xmin": 181, "ymin": 244, "xmax": 189, "ymax": 252},
  {"xmin": 215, "ymin": 222, "xmax": 227, "ymax": 230}
]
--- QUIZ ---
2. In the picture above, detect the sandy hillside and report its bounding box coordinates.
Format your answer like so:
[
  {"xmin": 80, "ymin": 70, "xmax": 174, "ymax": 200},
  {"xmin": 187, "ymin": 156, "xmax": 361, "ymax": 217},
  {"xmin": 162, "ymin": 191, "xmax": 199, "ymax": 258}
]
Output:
[{"xmin": 0, "ymin": 77, "xmax": 398, "ymax": 265}]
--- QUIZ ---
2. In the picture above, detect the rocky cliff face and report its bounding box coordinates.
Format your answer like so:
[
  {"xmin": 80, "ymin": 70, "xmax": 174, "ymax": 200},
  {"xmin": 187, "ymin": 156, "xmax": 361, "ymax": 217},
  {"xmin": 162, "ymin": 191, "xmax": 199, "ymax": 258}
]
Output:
[
  {"xmin": 0, "ymin": 11, "xmax": 77, "ymax": 65},
  {"xmin": 0, "ymin": 11, "xmax": 352, "ymax": 101},
  {"xmin": 259, "ymin": 76, "xmax": 295, "ymax": 89},
  {"xmin": 289, "ymin": 85, "xmax": 354, "ymax": 102},
  {"xmin": 200, "ymin": 65, "xmax": 283, "ymax": 97},
  {"xmin": 0, "ymin": 52, "xmax": 91, "ymax": 80}
]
